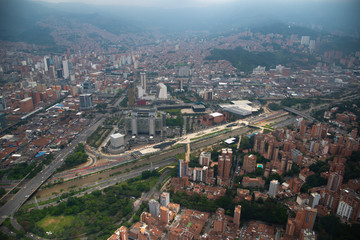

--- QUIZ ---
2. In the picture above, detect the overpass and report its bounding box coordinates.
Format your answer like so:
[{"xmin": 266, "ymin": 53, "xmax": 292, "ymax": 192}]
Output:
[{"xmin": 283, "ymin": 107, "xmax": 316, "ymax": 122}]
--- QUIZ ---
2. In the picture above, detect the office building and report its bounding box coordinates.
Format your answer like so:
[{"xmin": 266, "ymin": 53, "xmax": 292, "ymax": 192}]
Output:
[
  {"xmin": 79, "ymin": 94, "xmax": 93, "ymax": 110},
  {"xmin": 137, "ymin": 86, "xmax": 145, "ymax": 99},
  {"xmin": 149, "ymin": 199, "xmax": 160, "ymax": 217},
  {"xmin": 234, "ymin": 205, "xmax": 241, "ymax": 228},
  {"xmin": 62, "ymin": 60, "xmax": 69, "ymax": 79},
  {"xmin": 160, "ymin": 192, "xmax": 170, "ymax": 207},
  {"xmin": 44, "ymin": 56, "xmax": 50, "ymax": 72},
  {"xmin": 269, "ymin": 180, "xmax": 280, "ymax": 198},
  {"xmin": 157, "ymin": 83, "xmax": 167, "ymax": 99},
  {"xmin": 140, "ymin": 72, "xmax": 146, "ymax": 92},
  {"xmin": 125, "ymin": 108, "xmax": 166, "ymax": 136}
]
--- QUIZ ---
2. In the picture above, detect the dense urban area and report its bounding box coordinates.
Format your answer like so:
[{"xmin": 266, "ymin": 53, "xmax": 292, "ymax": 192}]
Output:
[{"xmin": 0, "ymin": 0, "xmax": 360, "ymax": 240}]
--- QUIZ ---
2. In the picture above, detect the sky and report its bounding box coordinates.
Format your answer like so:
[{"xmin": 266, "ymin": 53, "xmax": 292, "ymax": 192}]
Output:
[{"xmin": 34, "ymin": 0, "xmax": 357, "ymax": 8}]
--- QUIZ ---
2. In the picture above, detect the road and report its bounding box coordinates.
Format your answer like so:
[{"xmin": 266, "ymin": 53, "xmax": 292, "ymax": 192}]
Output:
[
  {"xmin": 25, "ymin": 158, "xmax": 177, "ymax": 211},
  {"xmin": 0, "ymin": 116, "xmax": 105, "ymax": 225}
]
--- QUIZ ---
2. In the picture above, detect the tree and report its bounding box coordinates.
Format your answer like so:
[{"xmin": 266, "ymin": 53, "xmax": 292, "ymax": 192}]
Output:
[{"xmin": 268, "ymin": 103, "xmax": 282, "ymax": 111}]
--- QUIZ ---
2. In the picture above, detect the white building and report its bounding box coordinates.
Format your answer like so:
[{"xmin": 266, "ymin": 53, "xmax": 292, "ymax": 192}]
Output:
[
  {"xmin": 62, "ymin": 60, "xmax": 69, "ymax": 79},
  {"xmin": 160, "ymin": 192, "xmax": 170, "ymax": 207},
  {"xmin": 149, "ymin": 199, "xmax": 160, "ymax": 217},
  {"xmin": 140, "ymin": 72, "xmax": 147, "ymax": 92},
  {"xmin": 137, "ymin": 86, "xmax": 145, "ymax": 98},
  {"xmin": 269, "ymin": 180, "xmax": 279, "ymax": 198},
  {"xmin": 301, "ymin": 36, "xmax": 311, "ymax": 45},
  {"xmin": 110, "ymin": 133, "xmax": 125, "ymax": 148},
  {"xmin": 310, "ymin": 192, "xmax": 320, "ymax": 208},
  {"xmin": 157, "ymin": 83, "xmax": 167, "ymax": 99}
]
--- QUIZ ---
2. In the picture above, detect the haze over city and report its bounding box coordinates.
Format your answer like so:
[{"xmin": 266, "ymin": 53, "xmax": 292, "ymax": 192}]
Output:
[{"xmin": 0, "ymin": 0, "xmax": 359, "ymax": 240}]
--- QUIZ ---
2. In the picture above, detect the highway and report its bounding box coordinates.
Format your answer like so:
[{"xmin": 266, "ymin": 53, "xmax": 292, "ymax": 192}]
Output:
[
  {"xmin": 25, "ymin": 158, "xmax": 177, "ymax": 211},
  {"xmin": 0, "ymin": 116, "xmax": 105, "ymax": 225}
]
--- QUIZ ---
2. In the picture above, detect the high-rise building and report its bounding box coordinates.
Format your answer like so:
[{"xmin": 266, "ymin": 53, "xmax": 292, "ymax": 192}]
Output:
[
  {"xmin": 160, "ymin": 206, "xmax": 169, "ymax": 224},
  {"xmin": 193, "ymin": 167, "xmax": 208, "ymax": 182},
  {"xmin": 0, "ymin": 113, "xmax": 6, "ymax": 129},
  {"xmin": 160, "ymin": 192, "xmax": 170, "ymax": 207},
  {"xmin": 140, "ymin": 72, "xmax": 146, "ymax": 92},
  {"xmin": 19, "ymin": 97, "xmax": 34, "ymax": 112},
  {"xmin": 214, "ymin": 208, "xmax": 226, "ymax": 233},
  {"xmin": 301, "ymin": 36, "xmax": 310, "ymax": 45},
  {"xmin": 217, "ymin": 148, "xmax": 232, "ymax": 184},
  {"xmin": 0, "ymin": 96, "xmax": 6, "ymax": 111},
  {"xmin": 242, "ymin": 154, "xmax": 256, "ymax": 173},
  {"xmin": 199, "ymin": 152, "xmax": 211, "ymax": 166},
  {"xmin": 309, "ymin": 192, "xmax": 320, "ymax": 209},
  {"xmin": 178, "ymin": 159, "xmax": 189, "ymax": 178},
  {"xmin": 269, "ymin": 180, "xmax": 280, "ymax": 198},
  {"xmin": 157, "ymin": 83, "xmax": 167, "ymax": 99},
  {"xmin": 149, "ymin": 199, "xmax": 160, "ymax": 217},
  {"xmin": 286, "ymin": 206, "xmax": 317, "ymax": 237},
  {"xmin": 128, "ymin": 81, "xmax": 136, "ymax": 107},
  {"xmin": 234, "ymin": 205, "xmax": 241, "ymax": 228},
  {"xmin": 44, "ymin": 56, "xmax": 50, "ymax": 72},
  {"xmin": 137, "ymin": 86, "xmax": 145, "ymax": 99},
  {"xmin": 62, "ymin": 60, "xmax": 69, "ymax": 79},
  {"xmin": 79, "ymin": 94, "xmax": 93, "ymax": 110},
  {"xmin": 336, "ymin": 188, "xmax": 360, "ymax": 222},
  {"xmin": 310, "ymin": 123, "xmax": 322, "ymax": 138}
]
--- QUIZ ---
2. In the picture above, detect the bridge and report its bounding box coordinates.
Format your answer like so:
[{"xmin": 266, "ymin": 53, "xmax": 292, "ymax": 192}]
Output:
[{"xmin": 283, "ymin": 107, "xmax": 315, "ymax": 122}]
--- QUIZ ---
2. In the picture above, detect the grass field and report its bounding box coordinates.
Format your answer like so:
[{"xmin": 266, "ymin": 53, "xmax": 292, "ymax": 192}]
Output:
[{"xmin": 37, "ymin": 215, "xmax": 74, "ymax": 234}]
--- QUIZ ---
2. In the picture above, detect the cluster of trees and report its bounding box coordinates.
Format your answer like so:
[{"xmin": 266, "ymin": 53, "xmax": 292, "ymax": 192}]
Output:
[
  {"xmin": 344, "ymin": 150, "xmax": 360, "ymax": 183},
  {"xmin": 166, "ymin": 116, "xmax": 184, "ymax": 127},
  {"xmin": 141, "ymin": 170, "xmax": 160, "ymax": 180},
  {"xmin": 280, "ymin": 98, "xmax": 324, "ymax": 110},
  {"xmin": 315, "ymin": 215, "xmax": 360, "ymax": 240},
  {"xmin": 170, "ymin": 190, "xmax": 288, "ymax": 225},
  {"xmin": 268, "ymin": 103, "xmax": 282, "ymax": 111},
  {"xmin": 16, "ymin": 172, "xmax": 160, "ymax": 239},
  {"xmin": 205, "ymin": 46, "xmax": 316, "ymax": 73},
  {"xmin": 57, "ymin": 143, "xmax": 88, "ymax": 172},
  {"xmin": 16, "ymin": 189, "xmax": 133, "ymax": 239},
  {"xmin": 301, "ymin": 161, "xmax": 329, "ymax": 193},
  {"xmin": 6, "ymin": 154, "xmax": 54, "ymax": 180}
]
